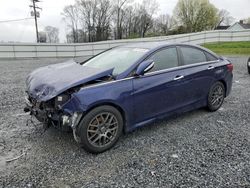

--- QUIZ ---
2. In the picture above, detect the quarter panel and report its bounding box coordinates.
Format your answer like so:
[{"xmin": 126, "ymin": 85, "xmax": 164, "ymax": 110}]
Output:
[{"xmin": 180, "ymin": 63, "xmax": 216, "ymax": 102}]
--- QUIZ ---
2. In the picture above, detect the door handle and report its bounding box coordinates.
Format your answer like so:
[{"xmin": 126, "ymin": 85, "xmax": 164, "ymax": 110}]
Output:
[
  {"xmin": 173, "ymin": 75, "xmax": 184, "ymax": 81},
  {"xmin": 207, "ymin": 66, "xmax": 215, "ymax": 70}
]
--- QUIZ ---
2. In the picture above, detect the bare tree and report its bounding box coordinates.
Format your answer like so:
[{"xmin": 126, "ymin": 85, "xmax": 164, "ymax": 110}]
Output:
[
  {"xmin": 137, "ymin": 0, "xmax": 159, "ymax": 37},
  {"xmin": 66, "ymin": 29, "xmax": 87, "ymax": 43},
  {"xmin": 96, "ymin": 0, "xmax": 112, "ymax": 41},
  {"xmin": 62, "ymin": 5, "xmax": 80, "ymax": 43},
  {"xmin": 77, "ymin": 0, "xmax": 112, "ymax": 42},
  {"xmin": 112, "ymin": 0, "xmax": 158, "ymax": 39},
  {"xmin": 44, "ymin": 26, "xmax": 59, "ymax": 43},
  {"xmin": 216, "ymin": 9, "xmax": 234, "ymax": 27},
  {"xmin": 112, "ymin": 0, "xmax": 129, "ymax": 39},
  {"xmin": 120, "ymin": 4, "xmax": 141, "ymax": 38},
  {"xmin": 77, "ymin": 0, "xmax": 97, "ymax": 42},
  {"xmin": 122, "ymin": 5, "xmax": 137, "ymax": 38},
  {"xmin": 155, "ymin": 14, "xmax": 172, "ymax": 35}
]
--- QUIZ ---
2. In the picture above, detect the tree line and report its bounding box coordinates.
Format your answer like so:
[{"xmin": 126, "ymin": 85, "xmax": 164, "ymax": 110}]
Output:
[
  {"xmin": 62, "ymin": 0, "xmax": 160, "ymax": 43},
  {"xmin": 41, "ymin": 0, "xmax": 250, "ymax": 43}
]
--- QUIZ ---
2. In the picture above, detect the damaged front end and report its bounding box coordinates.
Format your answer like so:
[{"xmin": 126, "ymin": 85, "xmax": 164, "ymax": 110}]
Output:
[
  {"xmin": 23, "ymin": 59, "xmax": 114, "ymax": 137},
  {"xmin": 24, "ymin": 89, "xmax": 83, "ymax": 132}
]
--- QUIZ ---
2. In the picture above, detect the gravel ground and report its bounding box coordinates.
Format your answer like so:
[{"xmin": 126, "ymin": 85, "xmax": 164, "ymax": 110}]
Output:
[{"xmin": 0, "ymin": 56, "xmax": 250, "ymax": 188}]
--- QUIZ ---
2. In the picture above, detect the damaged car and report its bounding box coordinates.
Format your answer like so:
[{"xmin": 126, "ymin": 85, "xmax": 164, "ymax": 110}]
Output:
[{"xmin": 24, "ymin": 42, "xmax": 233, "ymax": 153}]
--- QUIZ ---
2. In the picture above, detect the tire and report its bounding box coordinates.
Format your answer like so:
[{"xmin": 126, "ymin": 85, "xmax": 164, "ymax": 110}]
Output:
[
  {"xmin": 76, "ymin": 105, "xmax": 123, "ymax": 153},
  {"xmin": 207, "ymin": 81, "xmax": 225, "ymax": 112}
]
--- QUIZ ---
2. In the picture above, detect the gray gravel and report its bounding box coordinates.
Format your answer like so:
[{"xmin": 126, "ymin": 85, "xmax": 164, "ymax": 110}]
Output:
[{"xmin": 0, "ymin": 56, "xmax": 250, "ymax": 188}]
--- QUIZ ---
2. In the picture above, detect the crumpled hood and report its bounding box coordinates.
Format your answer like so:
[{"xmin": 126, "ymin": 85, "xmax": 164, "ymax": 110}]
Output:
[{"xmin": 26, "ymin": 59, "xmax": 113, "ymax": 102}]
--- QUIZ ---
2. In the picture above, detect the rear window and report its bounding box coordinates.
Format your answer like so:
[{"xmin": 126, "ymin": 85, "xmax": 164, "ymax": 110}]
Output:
[
  {"xmin": 205, "ymin": 52, "xmax": 218, "ymax": 61},
  {"xmin": 180, "ymin": 47, "xmax": 207, "ymax": 65}
]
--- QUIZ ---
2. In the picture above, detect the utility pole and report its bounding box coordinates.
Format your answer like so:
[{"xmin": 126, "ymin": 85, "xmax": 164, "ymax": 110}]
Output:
[{"xmin": 30, "ymin": 0, "xmax": 42, "ymax": 43}]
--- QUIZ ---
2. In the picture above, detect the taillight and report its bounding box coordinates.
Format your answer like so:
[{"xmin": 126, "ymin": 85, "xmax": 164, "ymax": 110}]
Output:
[{"xmin": 227, "ymin": 63, "xmax": 233, "ymax": 72}]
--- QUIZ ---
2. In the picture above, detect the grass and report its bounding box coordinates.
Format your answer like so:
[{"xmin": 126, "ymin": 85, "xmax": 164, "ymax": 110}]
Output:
[{"xmin": 202, "ymin": 41, "xmax": 250, "ymax": 55}]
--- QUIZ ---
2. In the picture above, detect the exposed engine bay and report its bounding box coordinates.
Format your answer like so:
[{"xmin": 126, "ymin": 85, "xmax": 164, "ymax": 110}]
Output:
[
  {"xmin": 24, "ymin": 59, "xmax": 115, "ymax": 141},
  {"xmin": 24, "ymin": 76, "xmax": 113, "ymax": 132}
]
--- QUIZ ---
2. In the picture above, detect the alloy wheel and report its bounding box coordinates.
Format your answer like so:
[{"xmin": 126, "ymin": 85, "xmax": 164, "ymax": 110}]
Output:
[
  {"xmin": 87, "ymin": 112, "xmax": 118, "ymax": 147},
  {"xmin": 209, "ymin": 85, "xmax": 224, "ymax": 107}
]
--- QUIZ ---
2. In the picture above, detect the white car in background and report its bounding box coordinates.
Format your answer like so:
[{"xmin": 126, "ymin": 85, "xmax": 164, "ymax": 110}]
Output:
[{"xmin": 248, "ymin": 57, "xmax": 250, "ymax": 74}]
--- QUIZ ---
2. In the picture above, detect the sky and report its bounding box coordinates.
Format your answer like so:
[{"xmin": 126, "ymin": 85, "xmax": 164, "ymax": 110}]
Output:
[{"xmin": 0, "ymin": 0, "xmax": 249, "ymax": 43}]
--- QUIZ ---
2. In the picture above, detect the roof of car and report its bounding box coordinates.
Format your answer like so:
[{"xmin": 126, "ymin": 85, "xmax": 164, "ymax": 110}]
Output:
[
  {"xmin": 119, "ymin": 41, "xmax": 205, "ymax": 50},
  {"xmin": 121, "ymin": 41, "xmax": 171, "ymax": 50},
  {"xmin": 117, "ymin": 41, "xmax": 219, "ymax": 58}
]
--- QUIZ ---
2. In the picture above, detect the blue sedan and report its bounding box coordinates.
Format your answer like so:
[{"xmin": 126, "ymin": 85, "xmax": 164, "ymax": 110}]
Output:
[{"xmin": 24, "ymin": 42, "xmax": 233, "ymax": 153}]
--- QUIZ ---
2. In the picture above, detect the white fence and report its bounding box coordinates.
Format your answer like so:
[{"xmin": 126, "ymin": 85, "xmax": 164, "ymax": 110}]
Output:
[{"xmin": 0, "ymin": 29, "xmax": 250, "ymax": 59}]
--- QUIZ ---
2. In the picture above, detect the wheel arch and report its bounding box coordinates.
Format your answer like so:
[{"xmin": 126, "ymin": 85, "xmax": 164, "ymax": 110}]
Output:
[{"xmin": 218, "ymin": 79, "xmax": 227, "ymax": 97}]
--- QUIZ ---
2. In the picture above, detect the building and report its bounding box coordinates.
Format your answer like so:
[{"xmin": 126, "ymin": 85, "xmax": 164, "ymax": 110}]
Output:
[
  {"xmin": 227, "ymin": 20, "xmax": 250, "ymax": 30},
  {"xmin": 214, "ymin": 25, "xmax": 230, "ymax": 30}
]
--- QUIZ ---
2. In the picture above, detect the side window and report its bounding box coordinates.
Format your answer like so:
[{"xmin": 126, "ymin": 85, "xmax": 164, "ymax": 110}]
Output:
[
  {"xmin": 147, "ymin": 47, "xmax": 179, "ymax": 72},
  {"xmin": 205, "ymin": 52, "xmax": 218, "ymax": 61},
  {"xmin": 180, "ymin": 47, "xmax": 207, "ymax": 65}
]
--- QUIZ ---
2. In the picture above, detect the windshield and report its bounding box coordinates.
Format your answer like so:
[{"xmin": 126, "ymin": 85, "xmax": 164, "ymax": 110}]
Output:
[{"xmin": 83, "ymin": 47, "xmax": 149, "ymax": 75}]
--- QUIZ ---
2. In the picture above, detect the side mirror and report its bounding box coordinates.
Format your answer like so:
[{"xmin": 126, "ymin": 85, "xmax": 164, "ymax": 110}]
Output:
[{"xmin": 135, "ymin": 60, "xmax": 155, "ymax": 76}]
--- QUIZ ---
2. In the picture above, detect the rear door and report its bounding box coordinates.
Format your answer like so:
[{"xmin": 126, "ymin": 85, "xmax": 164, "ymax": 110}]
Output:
[
  {"xmin": 132, "ymin": 47, "xmax": 196, "ymax": 124},
  {"xmin": 177, "ymin": 45, "xmax": 219, "ymax": 105}
]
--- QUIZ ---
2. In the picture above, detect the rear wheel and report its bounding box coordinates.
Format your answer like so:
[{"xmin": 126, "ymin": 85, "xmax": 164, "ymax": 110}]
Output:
[
  {"xmin": 77, "ymin": 105, "xmax": 123, "ymax": 153},
  {"xmin": 207, "ymin": 81, "xmax": 225, "ymax": 111}
]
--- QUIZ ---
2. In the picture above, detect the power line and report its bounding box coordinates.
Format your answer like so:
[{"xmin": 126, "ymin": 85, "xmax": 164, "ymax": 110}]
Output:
[
  {"xmin": 17, "ymin": 12, "xmax": 31, "ymax": 42},
  {"xmin": 0, "ymin": 17, "xmax": 33, "ymax": 23}
]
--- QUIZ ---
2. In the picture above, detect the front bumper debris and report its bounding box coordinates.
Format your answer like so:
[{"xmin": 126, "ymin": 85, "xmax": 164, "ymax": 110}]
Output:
[
  {"xmin": 24, "ymin": 96, "xmax": 47, "ymax": 122},
  {"xmin": 24, "ymin": 96, "xmax": 83, "ymax": 131}
]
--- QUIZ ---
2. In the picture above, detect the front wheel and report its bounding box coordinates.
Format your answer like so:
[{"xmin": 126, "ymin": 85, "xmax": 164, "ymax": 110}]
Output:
[
  {"xmin": 207, "ymin": 81, "xmax": 225, "ymax": 112},
  {"xmin": 76, "ymin": 105, "xmax": 123, "ymax": 153}
]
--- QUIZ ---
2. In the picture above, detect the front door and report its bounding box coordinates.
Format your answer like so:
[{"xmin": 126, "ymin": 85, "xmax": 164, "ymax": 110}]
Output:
[{"xmin": 132, "ymin": 47, "xmax": 192, "ymax": 124}]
